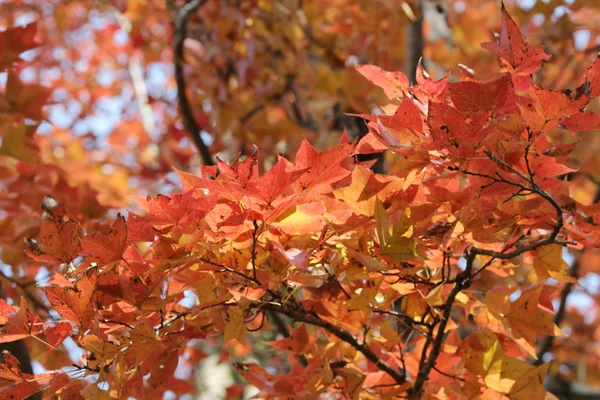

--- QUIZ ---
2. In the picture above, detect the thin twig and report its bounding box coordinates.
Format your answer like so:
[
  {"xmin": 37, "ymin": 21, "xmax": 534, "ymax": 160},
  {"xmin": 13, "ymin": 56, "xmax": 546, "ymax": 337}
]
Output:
[{"xmin": 199, "ymin": 257, "xmax": 261, "ymax": 286}]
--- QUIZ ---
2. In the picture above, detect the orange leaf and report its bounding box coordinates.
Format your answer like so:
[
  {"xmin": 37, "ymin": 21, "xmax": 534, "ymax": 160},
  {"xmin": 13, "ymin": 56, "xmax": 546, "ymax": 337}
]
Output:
[
  {"xmin": 81, "ymin": 214, "xmax": 127, "ymax": 266},
  {"xmin": 356, "ymin": 65, "xmax": 409, "ymax": 99}
]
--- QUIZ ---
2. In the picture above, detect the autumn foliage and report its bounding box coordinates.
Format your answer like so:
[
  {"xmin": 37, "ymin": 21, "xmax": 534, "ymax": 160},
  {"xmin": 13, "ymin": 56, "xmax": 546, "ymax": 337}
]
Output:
[{"xmin": 2, "ymin": 1, "xmax": 600, "ymax": 400}]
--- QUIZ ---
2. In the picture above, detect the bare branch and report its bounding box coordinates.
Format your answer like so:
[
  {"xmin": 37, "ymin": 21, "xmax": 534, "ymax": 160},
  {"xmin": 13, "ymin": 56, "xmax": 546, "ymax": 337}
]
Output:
[{"xmin": 405, "ymin": 2, "xmax": 424, "ymax": 84}]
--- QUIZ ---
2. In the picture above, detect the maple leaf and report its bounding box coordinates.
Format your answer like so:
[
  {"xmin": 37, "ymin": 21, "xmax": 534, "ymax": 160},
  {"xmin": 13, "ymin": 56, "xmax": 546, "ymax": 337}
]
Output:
[
  {"xmin": 533, "ymin": 245, "xmax": 578, "ymax": 283},
  {"xmin": 80, "ymin": 214, "xmax": 127, "ymax": 267},
  {"xmin": 5, "ymin": 70, "xmax": 53, "ymax": 120},
  {"xmin": 461, "ymin": 331, "xmax": 550, "ymax": 398},
  {"xmin": 581, "ymin": 57, "xmax": 600, "ymax": 98},
  {"xmin": 80, "ymin": 334, "xmax": 120, "ymax": 371},
  {"xmin": 24, "ymin": 196, "xmax": 82, "ymax": 265},
  {"xmin": 128, "ymin": 190, "xmax": 216, "ymax": 241},
  {"xmin": 0, "ymin": 350, "xmax": 41, "ymax": 399},
  {"xmin": 410, "ymin": 62, "xmax": 448, "ymax": 102},
  {"xmin": 559, "ymin": 110, "xmax": 600, "ymax": 132},
  {"xmin": 266, "ymin": 324, "xmax": 310, "ymax": 354},
  {"xmin": 375, "ymin": 200, "xmax": 418, "ymax": 261},
  {"xmin": 43, "ymin": 270, "xmax": 97, "ymax": 327},
  {"xmin": 334, "ymin": 165, "xmax": 400, "ymax": 217},
  {"xmin": 0, "ymin": 297, "xmax": 43, "ymax": 343},
  {"xmin": 0, "ymin": 22, "xmax": 40, "ymax": 70},
  {"xmin": 0, "ymin": 123, "xmax": 40, "ymax": 162},
  {"xmin": 481, "ymin": 3, "xmax": 550, "ymax": 74},
  {"xmin": 355, "ymin": 65, "xmax": 409, "ymax": 99},
  {"xmin": 296, "ymin": 139, "xmax": 355, "ymax": 189},
  {"xmin": 224, "ymin": 306, "xmax": 247, "ymax": 344},
  {"xmin": 337, "ymin": 367, "xmax": 366, "ymax": 400},
  {"xmin": 247, "ymin": 156, "xmax": 306, "ymax": 204},
  {"xmin": 501, "ymin": 285, "xmax": 564, "ymax": 350},
  {"xmin": 44, "ymin": 322, "xmax": 73, "ymax": 348},
  {"xmin": 448, "ymin": 73, "xmax": 515, "ymax": 115},
  {"xmin": 354, "ymin": 131, "xmax": 388, "ymax": 155}
]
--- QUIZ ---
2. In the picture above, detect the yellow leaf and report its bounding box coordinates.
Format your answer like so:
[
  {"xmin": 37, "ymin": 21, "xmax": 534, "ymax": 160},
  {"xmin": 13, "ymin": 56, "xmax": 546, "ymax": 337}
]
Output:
[
  {"xmin": 505, "ymin": 286, "xmax": 564, "ymax": 349},
  {"xmin": 334, "ymin": 166, "xmax": 402, "ymax": 216},
  {"xmin": 0, "ymin": 123, "xmax": 39, "ymax": 162},
  {"xmin": 507, "ymin": 362, "xmax": 550, "ymax": 400},
  {"xmin": 274, "ymin": 203, "xmax": 326, "ymax": 235},
  {"xmin": 425, "ymin": 285, "xmax": 444, "ymax": 307},
  {"xmin": 462, "ymin": 331, "xmax": 551, "ymax": 398},
  {"xmin": 347, "ymin": 288, "xmax": 377, "ymax": 313},
  {"xmin": 375, "ymin": 200, "xmax": 417, "ymax": 260},
  {"xmin": 533, "ymin": 245, "xmax": 578, "ymax": 283},
  {"xmin": 337, "ymin": 367, "xmax": 366, "ymax": 400},
  {"xmin": 224, "ymin": 306, "xmax": 247, "ymax": 344},
  {"xmin": 82, "ymin": 384, "xmax": 118, "ymax": 400}
]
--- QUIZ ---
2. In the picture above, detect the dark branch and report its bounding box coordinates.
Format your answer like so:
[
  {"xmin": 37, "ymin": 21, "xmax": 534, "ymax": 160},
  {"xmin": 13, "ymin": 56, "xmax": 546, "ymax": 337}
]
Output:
[
  {"xmin": 412, "ymin": 146, "xmax": 569, "ymax": 397},
  {"xmin": 173, "ymin": 0, "xmax": 214, "ymax": 165},
  {"xmin": 533, "ymin": 259, "xmax": 580, "ymax": 366},
  {"xmin": 199, "ymin": 257, "xmax": 261, "ymax": 286},
  {"xmin": 258, "ymin": 301, "xmax": 406, "ymax": 385},
  {"xmin": 405, "ymin": 2, "xmax": 424, "ymax": 84},
  {"xmin": 409, "ymin": 254, "xmax": 473, "ymax": 399}
]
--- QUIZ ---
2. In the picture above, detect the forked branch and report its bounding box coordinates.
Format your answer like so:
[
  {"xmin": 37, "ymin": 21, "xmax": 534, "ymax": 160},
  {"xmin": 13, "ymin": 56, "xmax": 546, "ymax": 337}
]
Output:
[
  {"xmin": 410, "ymin": 148, "xmax": 568, "ymax": 398},
  {"xmin": 257, "ymin": 301, "xmax": 406, "ymax": 385}
]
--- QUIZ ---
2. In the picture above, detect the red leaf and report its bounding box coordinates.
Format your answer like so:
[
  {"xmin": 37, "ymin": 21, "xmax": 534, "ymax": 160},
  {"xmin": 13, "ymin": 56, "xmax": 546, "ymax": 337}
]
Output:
[
  {"xmin": 560, "ymin": 110, "xmax": 600, "ymax": 132},
  {"xmin": 0, "ymin": 298, "xmax": 42, "ymax": 343},
  {"xmin": 44, "ymin": 322, "xmax": 73, "ymax": 348},
  {"xmin": 481, "ymin": 4, "xmax": 550, "ymax": 74},
  {"xmin": 377, "ymin": 97, "xmax": 423, "ymax": 133},
  {"xmin": 0, "ymin": 351, "xmax": 40, "ymax": 400},
  {"xmin": 411, "ymin": 62, "xmax": 448, "ymax": 101},
  {"xmin": 448, "ymin": 74, "xmax": 514, "ymax": 115},
  {"xmin": 128, "ymin": 190, "xmax": 216, "ymax": 241},
  {"xmin": 297, "ymin": 141, "xmax": 356, "ymax": 188},
  {"xmin": 248, "ymin": 157, "xmax": 305, "ymax": 203},
  {"xmin": 0, "ymin": 22, "xmax": 40, "ymax": 70},
  {"xmin": 582, "ymin": 57, "xmax": 600, "ymax": 98},
  {"xmin": 355, "ymin": 131, "xmax": 388, "ymax": 155}
]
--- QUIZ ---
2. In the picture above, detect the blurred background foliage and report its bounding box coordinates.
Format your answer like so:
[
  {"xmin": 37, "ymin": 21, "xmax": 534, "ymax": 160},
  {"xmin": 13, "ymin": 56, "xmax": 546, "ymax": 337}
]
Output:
[{"xmin": 2, "ymin": 0, "xmax": 600, "ymax": 397}]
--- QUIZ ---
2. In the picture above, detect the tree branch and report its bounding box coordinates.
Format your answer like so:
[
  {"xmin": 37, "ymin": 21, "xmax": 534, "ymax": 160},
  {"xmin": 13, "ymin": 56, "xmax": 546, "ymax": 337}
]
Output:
[
  {"xmin": 173, "ymin": 0, "xmax": 214, "ymax": 166},
  {"xmin": 405, "ymin": 1, "xmax": 424, "ymax": 84},
  {"xmin": 409, "ymin": 253, "xmax": 474, "ymax": 399},
  {"xmin": 257, "ymin": 301, "xmax": 406, "ymax": 385},
  {"xmin": 411, "ymin": 146, "xmax": 569, "ymax": 397},
  {"xmin": 533, "ymin": 259, "xmax": 580, "ymax": 366}
]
